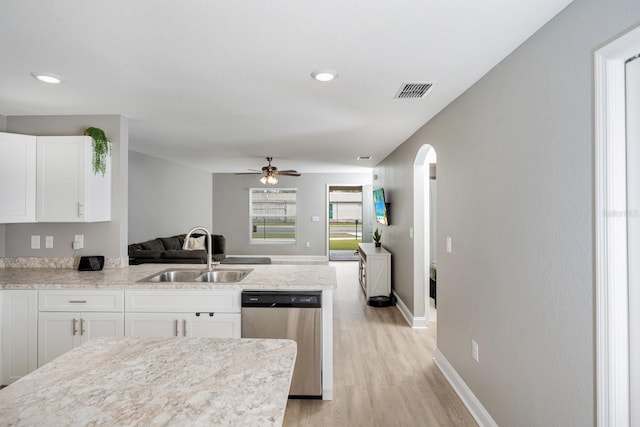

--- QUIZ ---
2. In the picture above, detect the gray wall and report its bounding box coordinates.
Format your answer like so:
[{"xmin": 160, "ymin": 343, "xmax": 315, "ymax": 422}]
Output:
[
  {"xmin": 128, "ymin": 151, "xmax": 213, "ymax": 243},
  {"xmin": 0, "ymin": 114, "xmax": 6, "ymax": 257},
  {"xmin": 212, "ymin": 173, "xmax": 371, "ymax": 256},
  {"xmin": 373, "ymin": 0, "xmax": 640, "ymax": 424},
  {"xmin": 4, "ymin": 115, "xmax": 128, "ymax": 258}
]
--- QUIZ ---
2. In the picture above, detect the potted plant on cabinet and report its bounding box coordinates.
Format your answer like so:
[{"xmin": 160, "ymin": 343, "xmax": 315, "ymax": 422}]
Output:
[
  {"xmin": 373, "ymin": 228, "xmax": 382, "ymax": 247},
  {"xmin": 84, "ymin": 127, "xmax": 110, "ymax": 176}
]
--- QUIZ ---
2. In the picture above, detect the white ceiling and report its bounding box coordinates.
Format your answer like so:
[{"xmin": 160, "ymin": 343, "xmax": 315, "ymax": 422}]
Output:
[{"xmin": 0, "ymin": 0, "xmax": 573, "ymax": 174}]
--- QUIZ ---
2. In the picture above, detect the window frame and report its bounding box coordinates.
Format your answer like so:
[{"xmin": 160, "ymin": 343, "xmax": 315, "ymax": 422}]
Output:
[{"xmin": 249, "ymin": 187, "xmax": 297, "ymax": 244}]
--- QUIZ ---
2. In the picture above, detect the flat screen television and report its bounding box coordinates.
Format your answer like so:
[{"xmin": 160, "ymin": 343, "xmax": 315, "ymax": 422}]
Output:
[{"xmin": 373, "ymin": 188, "xmax": 389, "ymax": 225}]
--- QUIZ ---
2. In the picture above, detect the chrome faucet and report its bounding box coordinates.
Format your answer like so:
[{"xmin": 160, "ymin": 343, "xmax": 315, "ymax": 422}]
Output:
[{"xmin": 183, "ymin": 226, "xmax": 217, "ymax": 271}]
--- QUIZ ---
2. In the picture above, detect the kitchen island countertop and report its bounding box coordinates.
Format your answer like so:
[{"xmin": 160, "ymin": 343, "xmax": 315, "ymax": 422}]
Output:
[
  {"xmin": 0, "ymin": 337, "xmax": 297, "ymax": 426},
  {"xmin": 0, "ymin": 263, "xmax": 336, "ymax": 290}
]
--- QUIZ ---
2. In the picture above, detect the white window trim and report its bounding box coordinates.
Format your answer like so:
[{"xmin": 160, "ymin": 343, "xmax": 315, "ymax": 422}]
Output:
[{"xmin": 249, "ymin": 187, "xmax": 297, "ymax": 244}]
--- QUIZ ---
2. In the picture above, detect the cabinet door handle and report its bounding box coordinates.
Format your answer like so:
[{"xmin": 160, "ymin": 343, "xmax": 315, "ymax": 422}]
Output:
[
  {"xmin": 80, "ymin": 318, "xmax": 85, "ymax": 336},
  {"xmin": 72, "ymin": 318, "xmax": 79, "ymax": 336},
  {"xmin": 174, "ymin": 319, "xmax": 179, "ymax": 337},
  {"xmin": 183, "ymin": 319, "xmax": 187, "ymax": 337},
  {"xmin": 69, "ymin": 300, "xmax": 87, "ymax": 304}
]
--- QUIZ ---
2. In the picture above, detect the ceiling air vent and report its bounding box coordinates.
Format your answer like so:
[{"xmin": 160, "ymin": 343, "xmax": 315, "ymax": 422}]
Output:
[{"xmin": 394, "ymin": 82, "xmax": 433, "ymax": 99}]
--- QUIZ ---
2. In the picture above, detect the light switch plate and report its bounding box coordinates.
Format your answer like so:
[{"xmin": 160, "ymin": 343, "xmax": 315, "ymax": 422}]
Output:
[
  {"xmin": 446, "ymin": 236, "xmax": 452, "ymax": 253},
  {"xmin": 311, "ymin": 216, "xmax": 320, "ymax": 222},
  {"xmin": 45, "ymin": 236, "xmax": 54, "ymax": 248},
  {"xmin": 31, "ymin": 235, "xmax": 41, "ymax": 249}
]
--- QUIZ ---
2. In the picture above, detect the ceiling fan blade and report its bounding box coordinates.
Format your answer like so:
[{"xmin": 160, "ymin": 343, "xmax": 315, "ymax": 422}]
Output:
[
  {"xmin": 277, "ymin": 171, "xmax": 301, "ymax": 176},
  {"xmin": 234, "ymin": 172, "xmax": 263, "ymax": 175}
]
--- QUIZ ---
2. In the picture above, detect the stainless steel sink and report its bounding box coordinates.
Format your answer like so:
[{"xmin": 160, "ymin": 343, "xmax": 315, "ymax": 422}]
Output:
[
  {"xmin": 139, "ymin": 268, "xmax": 252, "ymax": 283},
  {"xmin": 196, "ymin": 269, "xmax": 252, "ymax": 283}
]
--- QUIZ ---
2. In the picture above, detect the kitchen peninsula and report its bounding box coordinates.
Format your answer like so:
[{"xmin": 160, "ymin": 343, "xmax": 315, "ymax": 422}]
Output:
[
  {"xmin": 0, "ymin": 336, "xmax": 297, "ymax": 426},
  {"xmin": 0, "ymin": 264, "xmax": 335, "ymax": 400}
]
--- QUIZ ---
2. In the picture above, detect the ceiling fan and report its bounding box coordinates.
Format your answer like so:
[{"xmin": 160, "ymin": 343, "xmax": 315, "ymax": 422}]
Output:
[{"xmin": 235, "ymin": 157, "xmax": 301, "ymax": 184}]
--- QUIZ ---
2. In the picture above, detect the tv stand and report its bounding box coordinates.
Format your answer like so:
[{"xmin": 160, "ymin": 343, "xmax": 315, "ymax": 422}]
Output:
[{"xmin": 357, "ymin": 243, "xmax": 391, "ymax": 300}]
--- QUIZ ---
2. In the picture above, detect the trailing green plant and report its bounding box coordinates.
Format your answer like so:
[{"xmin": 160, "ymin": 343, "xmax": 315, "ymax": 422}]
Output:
[
  {"xmin": 373, "ymin": 228, "xmax": 382, "ymax": 243},
  {"xmin": 84, "ymin": 127, "xmax": 111, "ymax": 176}
]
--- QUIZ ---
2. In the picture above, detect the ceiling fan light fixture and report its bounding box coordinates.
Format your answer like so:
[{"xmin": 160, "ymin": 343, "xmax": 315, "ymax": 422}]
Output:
[
  {"xmin": 311, "ymin": 69, "xmax": 338, "ymax": 82},
  {"xmin": 267, "ymin": 175, "xmax": 278, "ymax": 185},
  {"xmin": 31, "ymin": 72, "xmax": 64, "ymax": 84},
  {"xmin": 260, "ymin": 175, "xmax": 268, "ymax": 184}
]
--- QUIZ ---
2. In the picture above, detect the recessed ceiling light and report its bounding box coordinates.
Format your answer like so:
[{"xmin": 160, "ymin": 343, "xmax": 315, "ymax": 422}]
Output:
[
  {"xmin": 357, "ymin": 156, "xmax": 372, "ymax": 160},
  {"xmin": 31, "ymin": 72, "xmax": 64, "ymax": 84},
  {"xmin": 311, "ymin": 69, "xmax": 338, "ymax": 82}
]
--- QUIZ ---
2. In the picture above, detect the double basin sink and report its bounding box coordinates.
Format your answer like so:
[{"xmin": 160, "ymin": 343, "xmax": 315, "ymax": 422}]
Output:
[{"xmin": 139, "ymin": 268, "xmax": 253, "ymax": 283}]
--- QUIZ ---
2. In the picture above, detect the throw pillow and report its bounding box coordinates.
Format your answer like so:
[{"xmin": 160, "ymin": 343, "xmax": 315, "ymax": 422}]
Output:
[{"xmin": 188, "ymin": 235, "xmax": 206, "ymax": 250}]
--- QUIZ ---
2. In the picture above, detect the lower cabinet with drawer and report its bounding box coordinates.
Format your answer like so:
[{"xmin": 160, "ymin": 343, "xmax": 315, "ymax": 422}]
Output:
[
  {"xmin": 124, "ymin": 290, "xmax": 241, "ymax": 339},
  {"xmin": 37, "ymin": 290, "xmax": 124, "ymax": 367}
]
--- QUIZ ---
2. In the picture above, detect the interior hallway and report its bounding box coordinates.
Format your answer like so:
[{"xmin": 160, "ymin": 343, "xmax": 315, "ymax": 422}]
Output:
[{"xmin": 284, "ymin": 261, "xmax": 476, "ymax": 426}]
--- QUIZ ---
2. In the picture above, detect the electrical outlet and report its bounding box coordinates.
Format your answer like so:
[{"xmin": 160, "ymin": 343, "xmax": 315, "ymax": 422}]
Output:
[
  {"xmin": 45, "ymin": 236, "xmax": 54, "ymax": 248},
  {"xmin": 446, "ymin": 236, "xmax": 452, "ymax": 253},
  {"xmin": 31, "ymin": 235, "xmax": 41, "ymax": 249},
  {"xmin": 305, "ymin": 242, "xmax": 310, "ymax": 248},
  {"xmin": 472, "ymin": 339, "xmax": 479, "ymax": 362},
  {"xmin": 73, "ymin": 234, "xmax": 84, "ymax": 250}
]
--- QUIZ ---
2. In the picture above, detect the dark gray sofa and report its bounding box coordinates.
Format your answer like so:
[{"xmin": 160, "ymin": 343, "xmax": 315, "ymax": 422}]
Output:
[{"xmin": 128, "ymin": 234, "xmax": 225, "ymax": 265}]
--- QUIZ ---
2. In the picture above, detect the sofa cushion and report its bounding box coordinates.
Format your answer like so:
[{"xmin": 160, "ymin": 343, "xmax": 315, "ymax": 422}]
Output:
[
  {"xmin": 187, "ymin": 235, "xmax": 206, "ymax": 250},
  {"xmin": 162, "ymin": 249, "xmax": 207, "ymax": 260},
  {"xmin": 158, "ymin": 236, "xmax": 182, "ymax": 250},
  {"xmin": 211, "ymin": 235, "xmax": 225, "ymax": 254},
  {"xmin": 139, "ymin": 239, "xmax": 164, "ymax": 251},
  {"xmin": 131, "ymin": 250, "xmax": 164, "ymax": 259}
]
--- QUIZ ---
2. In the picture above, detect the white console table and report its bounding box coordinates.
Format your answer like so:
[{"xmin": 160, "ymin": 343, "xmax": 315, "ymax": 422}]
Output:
[{"xmin": 357, "ymin": 243, "xmax": 391, "ymax": 300}]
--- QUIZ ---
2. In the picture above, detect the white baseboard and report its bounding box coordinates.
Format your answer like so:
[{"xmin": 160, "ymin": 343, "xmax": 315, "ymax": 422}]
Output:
[
  {"xmin": 393, "ymin": 291, "xmax": 428, "ymax": 328},
  {"xmin": 226, "ymin": 254, "xmax": 328, "ymax": 264},
  {"xmin": 433, "ymin": 348, "xmax": 498, "ymax": 427}
]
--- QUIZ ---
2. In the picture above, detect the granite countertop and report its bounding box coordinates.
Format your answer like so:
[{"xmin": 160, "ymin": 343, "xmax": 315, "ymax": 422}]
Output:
[
  {"xmin": 0, "ymin": 337, "xmax": 296, "ymax": 426},
  {"xmin": 0, "ymin": 263, "xmax": 337, "ymax": 290}
]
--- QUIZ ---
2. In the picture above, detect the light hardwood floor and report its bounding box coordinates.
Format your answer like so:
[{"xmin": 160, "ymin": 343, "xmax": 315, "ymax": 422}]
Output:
[{"xmin": 284, "ymin": 262, "xmax": 477, "ymax": 427}]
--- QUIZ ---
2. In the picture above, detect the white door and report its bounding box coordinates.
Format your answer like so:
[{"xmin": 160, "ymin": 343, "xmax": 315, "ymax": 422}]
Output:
[
  {"xmin": 626, "ymin": 54, "xmax": 640, "ymax": 427},
  {"xmin": 81, "ymin": 313, "xmax": 124, "ymax": 342},
  {"xmin": 36, "ymin": 136, "xmax": 85, "ymax": 222},
  {"xmin": 125, "ymin": 313, "xmax": 181, "ymax": 337},
  {"xmin": 38, "ymin": 312, "xmax": 80, "ymax": 367},
  {"xmin": 2, "ymin": 291, "xmax": 37, "ymax": 384},
  {"xmin": 185, "ymin": 313, "xmax": 241, "ymax": 338},
  {"xmin": 0, "ymin": 132, "xmax": 36, "ymax": 223}
]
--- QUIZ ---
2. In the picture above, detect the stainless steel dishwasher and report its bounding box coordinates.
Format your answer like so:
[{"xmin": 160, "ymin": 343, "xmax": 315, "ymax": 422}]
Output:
[{"xmin": 241, "ymin": 291, "xmax": 322, "ymax": 398}]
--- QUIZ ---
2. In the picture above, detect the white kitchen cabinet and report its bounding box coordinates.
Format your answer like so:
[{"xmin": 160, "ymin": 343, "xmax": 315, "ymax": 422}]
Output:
[
  {"xmin": 38, "ymin": 312, "xmax": 124, "ymax": 367},
  {"xmin": 36, "ymin": 135, "xmax": 111, "ymax": 222},
  {"xmin": 0, "ymin": 132, "xmax": 36, "ymax": 223},
  {"xmin": 37, "ymin": 290, "xmax": 125, "ymax": 367},
  {"xmin": 358, "ymin": 243, "xmax": 391, "ymax": 300},
  {"xmin": 2, "ymin": 290, "xmax": 38, "ymax": 385},
  {"xmin": 124, "ymin": 290, "xmax": 241, "ymax": 338},
  {"xmin": 125, "ymin": 312, "xmax": 241, "ymax": 338}
]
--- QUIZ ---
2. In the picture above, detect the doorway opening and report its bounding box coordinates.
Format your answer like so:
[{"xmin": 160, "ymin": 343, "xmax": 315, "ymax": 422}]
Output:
[
  {"xmin": 412, "ymin": 144, "xmax": 437, "ymax": 328},
  {"xmin": 594, "ymin": 25, "xmax": 640, "ymax": 426},
  {"xmin": 328, "ymin": 186, "xmax": 363, "ymax": 261}
]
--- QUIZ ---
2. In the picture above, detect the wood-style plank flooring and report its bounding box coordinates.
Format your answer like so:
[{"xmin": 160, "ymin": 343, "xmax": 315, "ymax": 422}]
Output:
[{"xmin": 284, "ymin": 262, "xmax": 477, "ymax": 427}]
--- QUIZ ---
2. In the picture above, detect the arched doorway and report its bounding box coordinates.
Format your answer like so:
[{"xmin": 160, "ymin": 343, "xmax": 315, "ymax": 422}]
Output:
[{"xmin": 413, "ymin": 144, "xmax": 437, "ymax": 327}]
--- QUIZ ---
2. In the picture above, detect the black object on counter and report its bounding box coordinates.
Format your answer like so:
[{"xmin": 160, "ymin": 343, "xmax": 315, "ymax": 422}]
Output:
[{"xmin": 78, "ymin": 256, "xmax": 105, "ymax": 271}]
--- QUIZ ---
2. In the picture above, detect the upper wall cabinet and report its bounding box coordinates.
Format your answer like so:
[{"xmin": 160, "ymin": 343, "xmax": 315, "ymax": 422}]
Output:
[
  {"xmin": 0, "ymin": 132, "xmax": 37, "ymax": 223},
  {"xmin": 36, "ymin": 136, "xmax": 111, "ymax": 222}
]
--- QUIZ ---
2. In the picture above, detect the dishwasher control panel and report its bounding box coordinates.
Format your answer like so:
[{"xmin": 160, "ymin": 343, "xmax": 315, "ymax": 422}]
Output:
[{"xmin": 241, "ymin": 291, "xmax": 321, "ymax": 308}]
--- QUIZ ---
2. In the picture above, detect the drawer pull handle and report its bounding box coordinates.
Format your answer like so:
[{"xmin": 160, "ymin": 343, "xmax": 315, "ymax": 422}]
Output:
[{"xmin": 68, "ymin": 300, "xmax": 87, "ymax": 303}]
